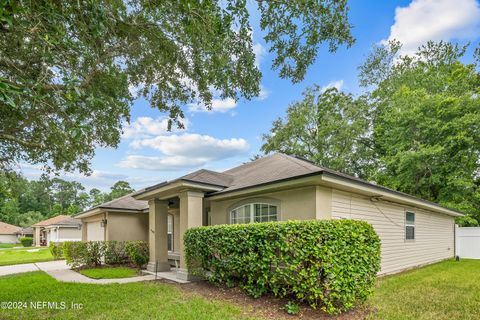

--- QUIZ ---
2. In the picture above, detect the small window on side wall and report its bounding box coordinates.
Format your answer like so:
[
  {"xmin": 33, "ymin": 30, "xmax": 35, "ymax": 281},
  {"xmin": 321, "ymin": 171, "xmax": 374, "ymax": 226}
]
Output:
[{"xmin": 405, "ymin": 211, "xmax": 415, "ymax": 240}]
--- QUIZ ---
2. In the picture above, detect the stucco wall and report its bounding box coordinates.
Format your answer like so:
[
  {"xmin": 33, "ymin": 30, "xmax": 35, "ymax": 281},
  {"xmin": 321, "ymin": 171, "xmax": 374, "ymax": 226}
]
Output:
[
  {"xmin": 331, "ymin": 189, "xmax": 455, "ymax": 275},
  {"xmin": 107, "ymin": 212, "xmax": 148, "ymax": 242},
  {"xmin": 0, "ymin": 234, "xmax": 18, "ymax": 243},
  {"xmin": 209, "ymin": 186, "xmax": 319, "ymax": 225}
]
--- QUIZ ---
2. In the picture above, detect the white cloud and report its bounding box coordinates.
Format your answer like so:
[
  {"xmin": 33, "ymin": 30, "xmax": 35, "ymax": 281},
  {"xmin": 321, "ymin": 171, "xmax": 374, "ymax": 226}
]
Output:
[
  {"xmin": 118, "ymin": 155, "xmax": 207, "ymax": 171},
  {"xmin": 320, "ymin": 80, "xmax": 344, "ymax": 92},
  {"xmin": 123, "ymin": 117, "xmax": 189, "ymax": 139},
  {"xmin": 257, "ymin": 84, "xmax": 270, "ymax": 101},
  {"xmin": 120, "ymin": 134, "xmax": 249, "ymax": 171},
  {"xmin": 188, "ymin": 98, "xmax": 237, "ymax": 113},
  {"xmin": 253, "ymin": 42, "xmax": 266, "ymax": 67},
  {"xmin": 384, "ymin": 0, "xmax": 480, "ymax": 55}
]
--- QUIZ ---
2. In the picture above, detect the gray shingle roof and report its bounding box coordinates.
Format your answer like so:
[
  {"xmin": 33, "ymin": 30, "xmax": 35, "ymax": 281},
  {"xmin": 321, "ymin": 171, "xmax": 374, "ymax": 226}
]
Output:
[
  {"xmin": 215, "ymin": 154, "xmax": 323, "ymax": 193},
  {"xmin": 96, "ymin": 191, "xmax": 148, "ymax": 211}
]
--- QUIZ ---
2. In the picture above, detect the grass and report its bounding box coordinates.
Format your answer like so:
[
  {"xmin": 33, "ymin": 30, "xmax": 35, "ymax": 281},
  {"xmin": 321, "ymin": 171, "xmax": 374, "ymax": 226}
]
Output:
[
  {"xmin": 0, "ymin": 243, "xmax": 19, "ymax": 249},
  {"xmin": 368, "ymin": 259, "xmax": 480, "ymax": 320},
  {"xmin": 0, "ymin": 246, "xmax": 53, "ymax": 266},
  {"xmin": 78, "ymin": 266, "xmax": 139, "ymax": 279},
  {"xmin": 0, "ymin": 271, "xmax": 250, "ymax": 320}
]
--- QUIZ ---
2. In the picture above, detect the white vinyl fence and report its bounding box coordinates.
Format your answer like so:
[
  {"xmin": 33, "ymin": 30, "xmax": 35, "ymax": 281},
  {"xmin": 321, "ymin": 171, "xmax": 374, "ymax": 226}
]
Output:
[{"xmin": 456, "ymin": 226, "xmax": 480, "ymax": 259}]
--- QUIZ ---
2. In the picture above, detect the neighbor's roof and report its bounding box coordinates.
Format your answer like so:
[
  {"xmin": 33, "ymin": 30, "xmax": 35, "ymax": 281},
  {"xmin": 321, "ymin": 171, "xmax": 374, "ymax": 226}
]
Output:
[
  {"xmin": 94, "ymin": 191, "xmax": 148, "ymax": 211},
  {"xmin": 0, "ymin": 222, "xmax": 22, "ymax": 235},
  {"xmin": 16, "ymin": 227, "xmax": 33, "ymax": 235},
  {"xmin": 74, "ymin": 191, "xmax": 149, "ymax": 219},
  {"xmin": 32, "ymin": 215, "xmax": 81, "ymax": 227},
  {"xmin": 135, "ymin": 153, "xmax": 464, "ymax": 216}
]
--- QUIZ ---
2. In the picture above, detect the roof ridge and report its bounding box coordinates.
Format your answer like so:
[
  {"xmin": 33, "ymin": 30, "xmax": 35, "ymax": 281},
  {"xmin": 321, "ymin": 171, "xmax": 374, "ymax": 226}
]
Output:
[
  {"xmin": 222, "ymin": 153, "xmax": 278, "ymax": 173},
  {"xmin": 278, "ymin": 154, "xmax": 324, "ymax": 172}
]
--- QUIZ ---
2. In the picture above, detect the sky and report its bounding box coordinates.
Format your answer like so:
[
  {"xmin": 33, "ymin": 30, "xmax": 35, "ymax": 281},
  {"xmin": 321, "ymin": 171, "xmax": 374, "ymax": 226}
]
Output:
[{"xmin": 21, "ymin": 0, "xmax": 480, "ymax": 191}]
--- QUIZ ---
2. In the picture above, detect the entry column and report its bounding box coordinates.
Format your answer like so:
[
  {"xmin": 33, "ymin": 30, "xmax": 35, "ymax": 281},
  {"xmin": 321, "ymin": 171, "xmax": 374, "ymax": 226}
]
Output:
[
  {"xmin": 178, "ymin": 190, "xmax": 204, "ymax": 280},
  {"xmin": 147, "ymin": 199, "xmax": 170, "ymax": 272}
]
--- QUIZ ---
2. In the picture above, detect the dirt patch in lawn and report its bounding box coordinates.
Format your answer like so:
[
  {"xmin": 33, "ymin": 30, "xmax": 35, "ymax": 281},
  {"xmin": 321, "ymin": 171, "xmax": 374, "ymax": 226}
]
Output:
[{"xmin": 160, "ymin": 279, "xmax": 371, "ymax": 320}]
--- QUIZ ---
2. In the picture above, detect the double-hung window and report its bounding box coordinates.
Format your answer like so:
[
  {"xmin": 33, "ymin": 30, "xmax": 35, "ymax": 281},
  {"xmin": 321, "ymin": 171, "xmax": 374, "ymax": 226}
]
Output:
[{"xmin": 405, "ymin": 211, "xmax": 415, "ymax": 240}]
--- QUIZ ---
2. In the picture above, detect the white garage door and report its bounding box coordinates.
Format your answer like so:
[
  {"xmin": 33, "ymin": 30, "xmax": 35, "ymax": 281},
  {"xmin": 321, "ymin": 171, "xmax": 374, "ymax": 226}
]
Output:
[
  {"xmin": 87, "ymin": 221, "xmax": 104, "ymax": 241},
  {"xmin": 0, "ymin": 234, "xmax": 18, "ymax": 244}
]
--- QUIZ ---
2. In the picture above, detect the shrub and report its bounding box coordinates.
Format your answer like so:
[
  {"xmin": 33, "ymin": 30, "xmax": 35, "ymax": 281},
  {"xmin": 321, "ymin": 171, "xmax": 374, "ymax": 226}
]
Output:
[
  {"xmin": 49, "ymin": 242, "xmax": 63, "ymax": 260},
  {"xmin": 104, "ymin": 241, "xmax": 128, "ymax": 265},
  {"xmin": 184, "ymin": 220, "xmax": 381, "ymax": 314},
  {"xmin": 19, "ymin": 237, "xmax": 33, "ymax": 247},
  {"xmin": 125, "ymin": 241, "xmax": 149, "ymax": 269},
  {"xmin": 63, "ymin": 241, "xmax": 88, "ymax": 268},
  {"xmin": 63, "ymin": 240, "xmax": 148, "ymax": 269}
]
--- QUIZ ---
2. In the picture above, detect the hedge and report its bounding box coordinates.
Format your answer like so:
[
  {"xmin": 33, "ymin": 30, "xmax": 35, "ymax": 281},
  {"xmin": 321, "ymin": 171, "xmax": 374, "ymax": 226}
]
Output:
[
  {"xmin": 184, "ymin": 220, "xmax": 381, "ymax": 314},
  {"xmin": 49, "ymin": 242, "xmax": 63, "ymax": 260},
  {"xmin": 19, "ymin": 237, "xmax": 33, "ymax": 247},
  {"xmin": 62, "ymin": 241, "xmax": 148, "ymax": 269}
]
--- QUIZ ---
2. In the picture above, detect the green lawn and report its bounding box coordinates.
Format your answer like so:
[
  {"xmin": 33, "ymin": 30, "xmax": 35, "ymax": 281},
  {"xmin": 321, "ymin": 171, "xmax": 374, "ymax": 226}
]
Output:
[
  {"xmin": 0, "ymin": 247, "xmax": 53, "ymax": 266},
  {"xmin": 0, "ymin": 272, "xmax": 249, "ymax": 320},
  {"xmin": 369, "ymin": 259, "xmax": 480, "ymax": 320},
  {"xmin": 0, "ymin": 243, "xmax": 19, "ymax": 249},
  {"xmin": 78, "ymin": 266, "xmax": 139, "ymax": 279}
]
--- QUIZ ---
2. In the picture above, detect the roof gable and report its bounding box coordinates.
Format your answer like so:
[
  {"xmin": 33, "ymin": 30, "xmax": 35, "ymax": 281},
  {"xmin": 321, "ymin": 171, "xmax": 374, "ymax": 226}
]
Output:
[
  {"xmin": 33, "ymin": 215, "xmax": 81, "ymax": 227},
  {"xmin": 0, "ymin": 222, "xmax": 22, "ymax": 235}
]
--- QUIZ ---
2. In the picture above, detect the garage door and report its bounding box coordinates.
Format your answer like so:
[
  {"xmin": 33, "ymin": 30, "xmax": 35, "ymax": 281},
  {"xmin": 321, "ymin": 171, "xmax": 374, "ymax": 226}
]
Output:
[
  {"xmin": 87, "ymin": 221, "xmax": 104, "ymax": 241},
  {"xmin": 0, "ymin": 234, "xmax": 18, "ymax": 244}
]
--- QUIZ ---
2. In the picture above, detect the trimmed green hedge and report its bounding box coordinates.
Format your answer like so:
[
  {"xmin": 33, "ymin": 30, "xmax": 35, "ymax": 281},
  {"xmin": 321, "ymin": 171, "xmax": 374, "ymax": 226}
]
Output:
[
  {"xmin": 184, "ymin": 220, "xmax": 381, "ymax": 314},
  {"xmin": 19, "ymin": 237, "xmax": 33, "ymax": 247},
  {"xmin": 63, "ymin": 241, "xmax": 148, "ymax": 269}
]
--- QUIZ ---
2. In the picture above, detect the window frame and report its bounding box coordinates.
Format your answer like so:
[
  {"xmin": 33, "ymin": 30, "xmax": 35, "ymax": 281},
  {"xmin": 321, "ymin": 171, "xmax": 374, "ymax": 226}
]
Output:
[
  {"xmin": 405, "ymin": 211, "xmax": 415, "ymax": 241},
  {"xmin": 229, "ymin": 202, "xmax": 279, "ymax": 224}
]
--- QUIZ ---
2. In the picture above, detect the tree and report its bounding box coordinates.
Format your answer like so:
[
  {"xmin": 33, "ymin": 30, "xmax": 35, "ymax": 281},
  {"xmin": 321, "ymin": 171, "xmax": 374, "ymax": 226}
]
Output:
[
  {"xmin": 108, "ymin": 181, "xmax": 134, "ymax": 200},
  {"xmin": 360, "ymin": 41, "xmax": 480, "ymax": 223},
  {"xmin": 0, "ymin": 0, "xmax": 354, "ymax": 174},
  {"xmin": 261, "ymin": 41, "xmax": 480, "ymax": 225},
  {"xmin": 261, "ymin": 87, "xmax": 374, "ymax": 178},
  {"xmin": 89, "ymin": 188, "xmax": 107, "ymax": 207}
]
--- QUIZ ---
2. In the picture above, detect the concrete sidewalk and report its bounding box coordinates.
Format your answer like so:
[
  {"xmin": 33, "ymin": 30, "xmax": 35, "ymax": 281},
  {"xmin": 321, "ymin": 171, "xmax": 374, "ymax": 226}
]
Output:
[{"xmin": 0, "ymin": 260, "xmax": 155, "ymax": 284}]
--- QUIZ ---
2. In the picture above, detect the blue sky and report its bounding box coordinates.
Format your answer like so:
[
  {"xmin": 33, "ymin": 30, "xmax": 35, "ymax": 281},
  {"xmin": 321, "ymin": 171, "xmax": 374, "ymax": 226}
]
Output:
[{"xmin": 22, "ymin": 0, "xmax": 480, "ymax": 191}]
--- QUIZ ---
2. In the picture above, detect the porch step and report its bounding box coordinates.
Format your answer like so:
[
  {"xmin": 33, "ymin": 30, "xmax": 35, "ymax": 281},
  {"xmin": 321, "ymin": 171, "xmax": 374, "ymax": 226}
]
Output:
[{"xmin": 141, "ymin": 268, "xmax": 191, "ymax": 284}]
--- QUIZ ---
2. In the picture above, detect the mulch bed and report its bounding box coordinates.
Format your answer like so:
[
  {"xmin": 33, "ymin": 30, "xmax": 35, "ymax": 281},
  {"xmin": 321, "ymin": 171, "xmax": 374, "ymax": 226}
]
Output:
[{"xmin": 157, "ymin": 278, "xmax": 372, "ymax": 319}]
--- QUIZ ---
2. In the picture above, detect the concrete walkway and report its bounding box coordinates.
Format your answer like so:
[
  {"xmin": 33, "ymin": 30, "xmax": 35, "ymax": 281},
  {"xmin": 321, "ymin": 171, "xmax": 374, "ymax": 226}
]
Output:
[{"xmin": 0, "ymin": 260, "xmax": 156, "ymax": 284}]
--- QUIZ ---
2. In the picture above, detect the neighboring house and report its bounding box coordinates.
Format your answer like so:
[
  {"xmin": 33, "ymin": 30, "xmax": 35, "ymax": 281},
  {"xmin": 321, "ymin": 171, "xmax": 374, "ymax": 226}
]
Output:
[
  {"xmin": 32, "ymin": 215, "xmax": 82, "ymax": 246},
  {"xmin": 0, "ymin": 222, "xmax": 22, "ymax": 243},
  {"xmin": 16, "ymin": 227, "xmax": 34, "ymax": 238},
  {"xmin": 75, "ymin": 193, "xmax": 148, "ymax": 242}
]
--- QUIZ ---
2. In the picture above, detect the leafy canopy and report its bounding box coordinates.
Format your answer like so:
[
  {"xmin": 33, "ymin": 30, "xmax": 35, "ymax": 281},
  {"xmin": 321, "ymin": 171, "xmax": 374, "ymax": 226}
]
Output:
[
  {"xmin": 0, "ymin": 0, "xmax": 354, "ymax": 173},
  {"xmin": 262, "ymin": 41, "xmax": 480, "ymax": 224},
  {"xmin": 261, "ymin": 87, "xmax": 374, "ymax": 178}
]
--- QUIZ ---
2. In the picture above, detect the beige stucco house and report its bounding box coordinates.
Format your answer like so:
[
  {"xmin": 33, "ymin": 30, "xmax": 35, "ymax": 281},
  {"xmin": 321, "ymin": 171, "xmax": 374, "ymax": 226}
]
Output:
[
  {"xmin": 32, "ymin": 215, "xmax": 82, "ymax": 246},
  {"xmin": 0, "ymin": 222, "xmax": 22, "ymax": 243},
  {"xmin": 78, "ymin": 153, "xmax": 463, "ymax": 280},
  {"xmin": 75, "ymin": 193, "xmax": 148, "ymax": 242}
]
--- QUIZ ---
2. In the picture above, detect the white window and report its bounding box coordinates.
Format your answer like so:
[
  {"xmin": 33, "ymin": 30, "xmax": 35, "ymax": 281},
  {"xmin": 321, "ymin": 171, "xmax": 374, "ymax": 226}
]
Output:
[
  {"xmin": 230, "ymin": 203, "xmax": 278, "ymax": 224},
  {"xmin": 167, "ymin": 214, "xmax": 173, "ymax": 251},
  {"xmin": 405, "ymin": 211, "xmax": 415, "ymax": 240}
]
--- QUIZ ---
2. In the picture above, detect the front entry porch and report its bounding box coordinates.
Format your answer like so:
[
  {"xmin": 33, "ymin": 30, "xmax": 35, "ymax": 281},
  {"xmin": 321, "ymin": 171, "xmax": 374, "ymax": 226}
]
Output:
[{"xmin": 142, "ymin": 189, "xmax": 210, "ymax": 281}]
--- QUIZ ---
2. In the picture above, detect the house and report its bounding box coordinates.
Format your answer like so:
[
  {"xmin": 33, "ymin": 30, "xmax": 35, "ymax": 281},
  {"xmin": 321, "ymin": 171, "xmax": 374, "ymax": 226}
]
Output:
[
  {"xmin": 75, "ymin": 193, "xmax": 148, "ymax": 242},
  {"xmin": 32, "ymin": 215, "xmax": 82, "ymax": 246},
  {"xmin": 16, "ymin": 227, "xmax": 34, "ymax": 238},
  {"xmin": 78, "ymin": 153, "xmax": 463, "ymax": 279},
  {"xmin": 0, "ymin": 222, "xmax": 22, "ymax": 243}
]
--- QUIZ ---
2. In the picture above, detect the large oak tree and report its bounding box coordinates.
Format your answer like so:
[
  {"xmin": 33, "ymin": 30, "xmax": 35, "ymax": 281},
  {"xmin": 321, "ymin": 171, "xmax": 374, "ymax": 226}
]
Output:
[{"xmin": 0, "ymin": 0, "xmax": 354, "ymax": 173}]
